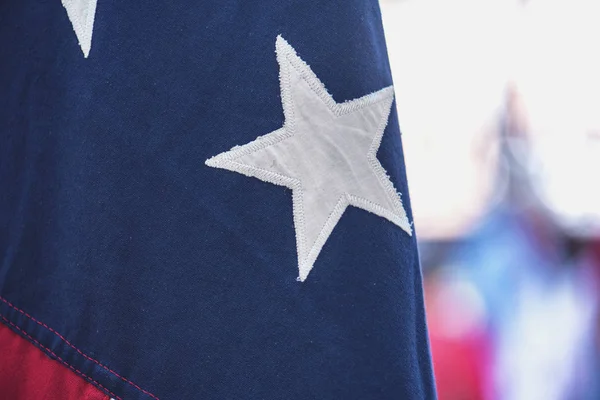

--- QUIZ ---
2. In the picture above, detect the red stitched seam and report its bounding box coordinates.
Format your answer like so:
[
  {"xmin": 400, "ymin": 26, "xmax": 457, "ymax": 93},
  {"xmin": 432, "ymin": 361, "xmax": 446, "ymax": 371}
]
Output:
[
  {"xmin": 0, "ymin": 296, "xmax": 159, "ymax": 400},
  {"xmin": 0, "ymin": 315, "xmax": 121, "ymax": 400}
]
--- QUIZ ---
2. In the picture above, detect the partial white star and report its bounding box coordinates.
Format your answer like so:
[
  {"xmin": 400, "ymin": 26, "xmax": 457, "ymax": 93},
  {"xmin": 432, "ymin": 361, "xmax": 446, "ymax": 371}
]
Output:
[
  {"xmin": 206, "ymin": 36, "xmax": 412, "ymax": 282},
  {"xmin": 62, "ymin": 0, "xmax": 98, "ymax": 58}
]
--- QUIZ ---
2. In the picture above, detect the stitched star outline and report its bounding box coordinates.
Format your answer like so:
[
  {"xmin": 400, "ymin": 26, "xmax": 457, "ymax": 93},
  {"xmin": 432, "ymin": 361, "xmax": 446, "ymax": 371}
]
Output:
[{"xmin": 206, "ymin": 36, "xmax": 412, "ymax": 281}]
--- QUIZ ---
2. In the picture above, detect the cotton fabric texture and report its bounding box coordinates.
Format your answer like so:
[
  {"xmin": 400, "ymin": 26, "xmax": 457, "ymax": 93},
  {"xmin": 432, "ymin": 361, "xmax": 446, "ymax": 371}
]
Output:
[{"xmin": 0, "ymin": 1, "xmax": 436, "ymax": 399}]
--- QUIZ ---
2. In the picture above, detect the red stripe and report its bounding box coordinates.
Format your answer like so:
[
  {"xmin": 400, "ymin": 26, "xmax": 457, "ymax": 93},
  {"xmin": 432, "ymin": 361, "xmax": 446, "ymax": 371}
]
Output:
[
  {"xmin": 0, "ymin": 296, "xmax": 159, "ymax": 400},
  {"xmin": 0, "ymin": 320, "xmax": 112, "ymax": 400}
]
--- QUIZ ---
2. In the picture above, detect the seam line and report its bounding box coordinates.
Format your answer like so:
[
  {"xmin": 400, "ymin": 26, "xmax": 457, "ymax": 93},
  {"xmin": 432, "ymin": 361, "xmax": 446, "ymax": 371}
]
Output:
[
  {"xmin": 0, "ymin": 314, "xmax": 121, "ymax": 400},
  {"xmin": 0, "ymin": 295, "xmax": 159, "ymax": 400}
]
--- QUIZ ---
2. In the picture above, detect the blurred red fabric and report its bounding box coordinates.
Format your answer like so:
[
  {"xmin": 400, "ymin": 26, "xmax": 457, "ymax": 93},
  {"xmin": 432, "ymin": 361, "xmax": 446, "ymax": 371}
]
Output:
[
  {"xmin": 425, "ymin": 274, "xmax": 492, "ymax": 400},
  {"xmin": 429, "ymin": 333, "xmax": 491, "ymax": 400}
]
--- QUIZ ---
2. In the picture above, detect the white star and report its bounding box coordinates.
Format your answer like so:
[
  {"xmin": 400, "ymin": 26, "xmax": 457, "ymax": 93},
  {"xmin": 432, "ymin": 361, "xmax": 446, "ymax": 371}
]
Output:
[
  {"xmin": 206, "ymin": 36, "xmax": 412, "ymax": 282},
  {"xmin": 62, "ymin": 0, "xmax": 98, "ymax": 58}
]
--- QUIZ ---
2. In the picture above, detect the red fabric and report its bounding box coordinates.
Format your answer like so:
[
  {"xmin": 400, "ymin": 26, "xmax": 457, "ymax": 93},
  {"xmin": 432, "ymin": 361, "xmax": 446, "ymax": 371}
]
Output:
[
  {"xmin": 0, "ymin": 322, "xmax": 109, "ymax": 400},
  {"xmin": 429, "ymin": 333, "xmax": 491, "ymax": 400},
  {"xmin": 424, "ymin": 275, "xmax": 493, "ymax": 400}
]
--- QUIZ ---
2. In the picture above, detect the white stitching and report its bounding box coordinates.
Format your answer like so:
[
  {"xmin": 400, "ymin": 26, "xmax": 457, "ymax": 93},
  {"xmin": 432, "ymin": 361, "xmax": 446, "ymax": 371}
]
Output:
[{"xmin": 206, "ymin": 36, "xmax": 412, "ymax": 282}]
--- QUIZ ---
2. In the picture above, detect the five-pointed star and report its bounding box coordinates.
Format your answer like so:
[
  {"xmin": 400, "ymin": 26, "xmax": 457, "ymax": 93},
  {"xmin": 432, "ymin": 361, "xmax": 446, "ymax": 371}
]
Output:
[
  {"xmin": 206, "ymin": 36, "xmax": 412, "ymax": 281},
  {"xmin": 62, "ymin": 0, "xmax": 98, "ymax": 57}
]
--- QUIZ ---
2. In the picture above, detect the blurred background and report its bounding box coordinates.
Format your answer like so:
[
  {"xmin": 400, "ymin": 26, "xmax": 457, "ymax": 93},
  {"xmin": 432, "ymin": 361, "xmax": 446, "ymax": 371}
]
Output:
[{"xmin": 380, "ymin": 0, "xmax": 600, "ymax": 398}]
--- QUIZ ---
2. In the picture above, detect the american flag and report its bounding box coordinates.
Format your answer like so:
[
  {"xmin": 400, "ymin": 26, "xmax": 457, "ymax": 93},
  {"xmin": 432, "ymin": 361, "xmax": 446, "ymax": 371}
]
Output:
[{"xmin": 0, "ymin": 1, "xmax": 436, "ymax": 399}]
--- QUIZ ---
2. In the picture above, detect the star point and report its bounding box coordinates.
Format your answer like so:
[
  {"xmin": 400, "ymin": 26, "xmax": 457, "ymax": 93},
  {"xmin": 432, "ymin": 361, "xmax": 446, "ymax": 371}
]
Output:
[
  {"xmin": 62, "ymin": 0, "xmax": 98, "ymax": 57},
  {"xmin": 206, "ymin": 36, "xmax": 411, "ymax": 281}
]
